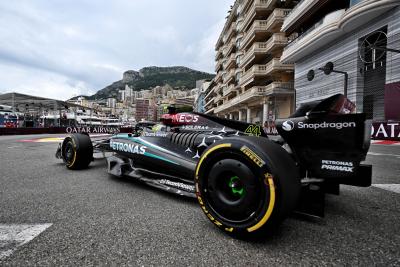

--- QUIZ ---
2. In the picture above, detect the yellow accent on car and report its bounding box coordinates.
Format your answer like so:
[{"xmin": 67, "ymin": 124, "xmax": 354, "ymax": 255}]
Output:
[
  {"xmin": 195, "ymin": 143, "xmax": 232, "ymax": 177},
  {"xmin": 240, "ymin": 145, "xmax": 265, "ymax": 167},
  {"xmin": 244, "ymin": 125, "xmax": 262, "ymax": 136},
  {"xmin": 67, "ymin": 138, "xmax": 77, "ymax": 168},
  {"xmin": 247, "ymin": 174, "xmax": 276, "ymax": 232}
]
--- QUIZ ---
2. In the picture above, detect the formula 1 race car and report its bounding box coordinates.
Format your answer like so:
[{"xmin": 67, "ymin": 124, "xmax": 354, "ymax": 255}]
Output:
[{"xmin": 56, "ymin": 94, "xmax": 372, "ymax": 236}]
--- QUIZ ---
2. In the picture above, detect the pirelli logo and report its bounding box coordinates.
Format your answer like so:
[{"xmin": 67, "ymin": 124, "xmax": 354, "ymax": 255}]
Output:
[{"xmin": 240, "ymin": 146, "xmax": 265, "ymax": 167}]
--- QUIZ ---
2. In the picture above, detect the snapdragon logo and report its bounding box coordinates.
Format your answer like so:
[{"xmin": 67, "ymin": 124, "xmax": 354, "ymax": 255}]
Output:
[
  {"xmin": 282, "ymin": 120, "xmax": 295, "ymax": 131},
  {"xmin": 298, "ymin": 121, "xmax": 356, "ymax": 130},
  {"xmin": 110, "ymin": 140, "xmax": 146, "ymax": 154}
]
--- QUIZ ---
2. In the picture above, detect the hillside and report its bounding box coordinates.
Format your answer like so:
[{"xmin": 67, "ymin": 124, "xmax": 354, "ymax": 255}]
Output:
[{"xmin": 81, "ymin": 66, "xmax": 214, "ymax": 100}]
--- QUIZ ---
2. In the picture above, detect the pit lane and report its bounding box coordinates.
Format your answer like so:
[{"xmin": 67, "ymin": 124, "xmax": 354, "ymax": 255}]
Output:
[{"xmin": 0, "ymin": 134, "xmax": 399, "ymax": 266}]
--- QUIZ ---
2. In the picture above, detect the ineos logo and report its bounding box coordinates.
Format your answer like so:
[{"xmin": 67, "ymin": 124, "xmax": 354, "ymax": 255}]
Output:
[{"xmin": 282, "ymin": 120, "xmax": 295, "ymax": 131}]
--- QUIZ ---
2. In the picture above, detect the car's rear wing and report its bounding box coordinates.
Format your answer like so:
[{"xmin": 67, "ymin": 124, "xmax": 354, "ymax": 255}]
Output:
[{"xmin": 276, "ymin": 94, "xmax": 372, "ymax": 187}]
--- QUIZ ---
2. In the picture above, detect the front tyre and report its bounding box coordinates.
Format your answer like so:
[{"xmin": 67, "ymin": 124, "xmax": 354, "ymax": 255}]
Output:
[
  {"xmin": 195, "ymin": 137, "xmax": 300, "ymax": 236},
  {"xmin": 61, "ymin": 133, "xmax": 93, "ymax": 170}
]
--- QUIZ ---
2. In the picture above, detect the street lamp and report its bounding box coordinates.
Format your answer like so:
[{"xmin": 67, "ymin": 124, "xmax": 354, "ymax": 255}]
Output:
[{"xmin": 307, "ymin": 62, "xmax": 348, "ymax": 97}]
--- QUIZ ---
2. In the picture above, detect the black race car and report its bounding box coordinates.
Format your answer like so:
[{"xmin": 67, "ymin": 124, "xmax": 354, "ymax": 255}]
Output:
[{"xmin": 56, "ymin": 94, "xmax": 372, "ymax": 236}]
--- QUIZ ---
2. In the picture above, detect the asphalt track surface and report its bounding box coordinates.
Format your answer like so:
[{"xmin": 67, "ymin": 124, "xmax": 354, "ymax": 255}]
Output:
[{"xmin": 0, "ymin": 134, "xmax": 399, "ymax": 266}]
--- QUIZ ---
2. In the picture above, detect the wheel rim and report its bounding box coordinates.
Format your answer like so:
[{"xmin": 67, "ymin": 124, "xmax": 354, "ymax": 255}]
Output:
[
  {"xmin": 205, "ymin": 158, "xmax": 267, "ymax": 224},
  {"xmin": 228, "ymin": 176, "xmax": 245, "ymax": 199},
  {"xmin": 63, "ymin": 141, "xmax": 75, "ymax": 165}
]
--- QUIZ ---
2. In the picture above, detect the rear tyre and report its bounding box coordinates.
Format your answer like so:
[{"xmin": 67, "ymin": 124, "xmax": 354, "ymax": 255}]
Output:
[
  {"xmin": 195, "ymin": 137, "xmax": 300, "ymax": 236},
  {"xmin": 61, "ymin": 133, "xmax": 93, "ymax": 170}
]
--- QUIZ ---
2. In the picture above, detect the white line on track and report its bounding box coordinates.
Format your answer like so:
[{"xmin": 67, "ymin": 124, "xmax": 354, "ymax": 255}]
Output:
[
  {"xmin": 367, "ymin": 152, "xmax": 400, "ymax": 158},
  {"xmin": 373, "ymin": 184, "xmax": 400, "ymax": 194},
  {"xmin": 0, "ymin": 224, "xmax": 52, "ymax": 259},
  {"xmin": 6, "ymin": 146, "xmax": 22, "ymax": 149}
]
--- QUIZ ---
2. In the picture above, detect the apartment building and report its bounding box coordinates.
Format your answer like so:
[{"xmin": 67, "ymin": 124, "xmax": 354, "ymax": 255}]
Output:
[
  {"xmin": 194, "ymin": 80, "xmax": 213, "ymax": 113},
  {"xmin": 280, "ymin": 0, "xmax": 400, "ymax": 123},
  {"xmin": 135, "ymin": 99, "xmax": 155, "ymax": 122},
  {"xmin": 205, "ymin": 0, "xmax": 296, "ymax": 124}
]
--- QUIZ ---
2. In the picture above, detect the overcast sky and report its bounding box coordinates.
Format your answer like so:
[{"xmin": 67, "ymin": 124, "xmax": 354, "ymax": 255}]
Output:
[{"xmin": 0, "ymin": 0, "xmax": 232, "ymax": 100}]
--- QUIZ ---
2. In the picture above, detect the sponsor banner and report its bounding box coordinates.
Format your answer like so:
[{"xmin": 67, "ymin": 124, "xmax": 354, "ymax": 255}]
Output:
[
  {"xmin": 385, "ymin": 82, "xmax": 400, "ymax": 120},
  {"xmin": 110, "ymin": 140, "xmax": 146, "ymax": 154},
  {"xmin": 65, "ymin": 126, "xmax": 120, "ymax": 134},
  {"xmin": 281, "ymin": 120, "xmax": 357, "ymax": 132},
  {"xmin": 0, "ymin": 126, "xmax": 134, "ymax": 135},
  {"xmin": 267, "ymin": 120, "xmax": 400, "ymax": 141},
  {"xmin": 321, "ymin": 160, "xmax": 354, "ymax": 173},
  {"xmin": 371, "ymin": 121, "xmax": 400, "ymax": 141}
]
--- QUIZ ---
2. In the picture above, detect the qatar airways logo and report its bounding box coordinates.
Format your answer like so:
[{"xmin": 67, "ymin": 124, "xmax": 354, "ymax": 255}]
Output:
[{"xmin": 282, "ymin": 120, "xmax": 356, "ymax": 131}]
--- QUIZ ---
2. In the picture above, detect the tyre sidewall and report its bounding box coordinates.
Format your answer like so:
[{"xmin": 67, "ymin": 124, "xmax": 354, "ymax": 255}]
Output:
[
  {"xmin": 195, "ymin": 137, "xmax": 299, "ymax": 235},
  {"xmin": 61, "ymin": 134, "xmax": 93, "ymax": 169}
]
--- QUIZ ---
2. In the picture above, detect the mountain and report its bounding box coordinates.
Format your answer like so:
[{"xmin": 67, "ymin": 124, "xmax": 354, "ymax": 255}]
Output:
[{"xmin": 79, "ymin": 66, "xmax": 214, "ymax": 100}]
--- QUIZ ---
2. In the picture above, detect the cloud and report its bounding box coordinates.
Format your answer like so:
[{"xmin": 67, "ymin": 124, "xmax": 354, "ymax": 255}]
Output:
[
  {"xmin": 187, "ymin": 18, "xmax": 226, "ymax": 72},
  {"xmin": 0, "ymin": 0, "xmax": 232, "ymax": 100},
  {"xmin": 0, "ymin": 63, "xmax": 95, "ymax": 100}
]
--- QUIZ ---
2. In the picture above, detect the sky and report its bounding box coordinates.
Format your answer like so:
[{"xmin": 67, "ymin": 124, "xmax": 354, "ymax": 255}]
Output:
[{"xmin": 0, "ymin": 0, "xmax": 232, "ymax": 100}]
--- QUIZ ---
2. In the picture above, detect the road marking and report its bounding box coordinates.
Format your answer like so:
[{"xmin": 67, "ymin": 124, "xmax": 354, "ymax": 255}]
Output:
[
  {"xmin": 0, "ymin": 224, "xmax": 52, "ymax": 259},
  {"xmin": 373, "ymin": 184, "xmax": 400, "ymax": 194},
  {"xmin": 19, "ymin": 138, "xmax": 63, "ymax": 143},
  {"xmin": 18, "ymin": 134, "xmax": 112, "ymax": 143},
  {"xmin": 371, "ymin": 140, "xmax": 400, "ymax": 145},
  {"xmin": 367, "ymin": 152, "xmax": 400, "ymax": 158},
  {"xmin": 6, "ymin": 146, "xmax": 22, "ymax": 149}
]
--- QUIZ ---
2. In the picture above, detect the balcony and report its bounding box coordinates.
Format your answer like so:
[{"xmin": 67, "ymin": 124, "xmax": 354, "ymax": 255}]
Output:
[
  {"xmin": 281, "ymin": 0, "xmax": 319, "ymax": 33},
  {"xmin": 214, "ymin": 82, "xmax": 294, "ymax": 113},
  {"xmin": 241, "ymin": 0, "xmax": 254, "ymax": 15},
  {"xmin": 225, "ymin": 40, "xmax": 236, "ymax": 57},
  {"xmin": 240, "ymin": 59, "xmax": 294, "ymax": 87},
  {"xmin": 224, "ymin": 53, "xmax": 236, "ymax": 71},
  {"xmin": 222, "ymin": 84, "xmax": 237, "ymax": 97},
  {"xmin": 222, "ymin": 45, "xmax": 229, "ymax": 57},
  {"xmin": 240, "ymin": 33, "xmax": 288, "ymax": 69},
  {"xmin": 215, "ymin": 33, "xmax": 224, "ymax": 50},
  {"xmin": 280, "ymin": 0, "xmax": 399, "ymax": 63},
  {"xmin": 215, "ymin": 59, "xmax": 223, "ymax": 73},
  {"xmin": 225, "ymin": 23, "xmax": 236, "ymax": 44},
  {"xmin": 205, "ymin": 97, "xmax": 214, "ymax": 109},
  {"xmin": 223, "ymin": 69, "xmax": 235, "ymax": 84},
  {"xmin": 214, "ymin": 94, "xmax": 223, "ymax": 104},
  {"xmin": 214, "ymin": 71, "xmax": 223, "ymax": 84},
  {"xmin": 215, "ymin": 48, "xmax": 223, "ymax": 61},
  {"xmin": 205, "ymin": 84, "xmax": 219, "ymax": 100},
  {"xmin": 241, "ymin": 9, "xmax": 291, "ymax": 50},
  {"xmin": 241, "ymin": 0, "xmax": 276, "ymax": 32},
  {"xmin": 205, "ymin": 107, "xmax": 215, "ymax": 115}
]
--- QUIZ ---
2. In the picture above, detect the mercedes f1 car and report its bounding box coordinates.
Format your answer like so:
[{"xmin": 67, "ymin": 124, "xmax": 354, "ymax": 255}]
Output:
[{"xmin": 55, "ymin": 94, "xmax": 372, "ymax": 236}]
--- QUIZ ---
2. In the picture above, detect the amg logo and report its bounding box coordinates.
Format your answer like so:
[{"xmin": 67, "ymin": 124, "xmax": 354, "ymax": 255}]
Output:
[
  {"xmin": 110, "ymin": 141, "xmax": 146, "ymax": 154},
  {"xmin": 298, "ymin": 121, "xmax": 356, "ymax": 130},
  {"xmin": 159, "ymin": 179, "xmax": 195, "ymax": 192},
  {"xmin": 240, "ymin": 146, "xmax": 265, "ymax": 167},
  {"xmin": 321, "ymin": 160, "xmax": 354, "ymax": 173}
]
